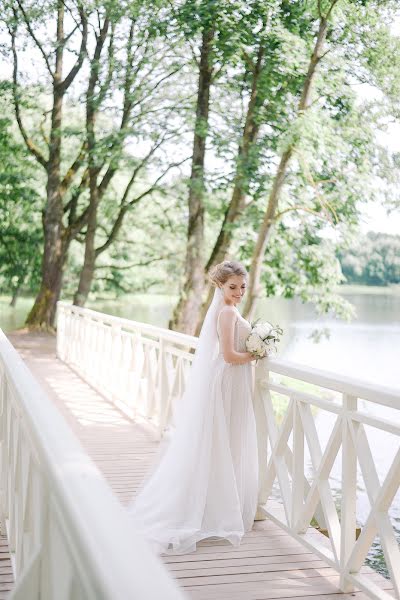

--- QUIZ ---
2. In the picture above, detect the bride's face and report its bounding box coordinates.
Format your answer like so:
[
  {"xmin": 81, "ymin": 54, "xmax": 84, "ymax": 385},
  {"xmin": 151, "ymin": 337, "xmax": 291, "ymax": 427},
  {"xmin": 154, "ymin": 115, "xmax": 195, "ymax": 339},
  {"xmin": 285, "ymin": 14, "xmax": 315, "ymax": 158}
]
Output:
[{"xmin": 220, "ymin": 275, "xmax": 247, "ymax": 306}]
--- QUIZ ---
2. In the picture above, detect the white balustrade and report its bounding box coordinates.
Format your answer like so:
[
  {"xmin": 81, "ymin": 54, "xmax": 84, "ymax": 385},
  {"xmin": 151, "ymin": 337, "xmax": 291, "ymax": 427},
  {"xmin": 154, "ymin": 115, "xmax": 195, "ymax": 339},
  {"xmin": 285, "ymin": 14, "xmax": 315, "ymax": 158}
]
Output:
[
  {"xmin": 56, "ymin": 302, "xmax": 400, "ymax": 599},
  {"xmin": 0, "ymin": 329, "xmax": 184, "ymax": 600},
  {"xmin": 256, "ymin": 359, "xmax": 400, "ymax": 600},
  {"xmin": 57, "ymin": 302, "xmax": 197, "ymax": 437}
]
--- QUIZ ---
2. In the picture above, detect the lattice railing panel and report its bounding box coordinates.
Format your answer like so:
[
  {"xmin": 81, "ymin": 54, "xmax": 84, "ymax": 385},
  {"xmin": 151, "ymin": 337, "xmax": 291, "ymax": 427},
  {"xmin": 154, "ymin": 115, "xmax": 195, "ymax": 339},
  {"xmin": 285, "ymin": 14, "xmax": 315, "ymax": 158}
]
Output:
[
  {"xmin": 255, "ymin": 362, "xmax": 400, "ymax": 599},
  {"xmin": 57, "ymin": 303, "xmax": 196, "ymax": 437}
]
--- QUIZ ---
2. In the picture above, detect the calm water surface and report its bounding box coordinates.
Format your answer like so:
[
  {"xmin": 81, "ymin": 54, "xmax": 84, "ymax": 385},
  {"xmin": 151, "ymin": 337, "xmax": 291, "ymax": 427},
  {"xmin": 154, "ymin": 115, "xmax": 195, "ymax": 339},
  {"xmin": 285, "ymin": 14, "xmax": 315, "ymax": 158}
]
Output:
[{"xmin": 1, "ymin": 289, "xmax": 399, "ymax": 576}]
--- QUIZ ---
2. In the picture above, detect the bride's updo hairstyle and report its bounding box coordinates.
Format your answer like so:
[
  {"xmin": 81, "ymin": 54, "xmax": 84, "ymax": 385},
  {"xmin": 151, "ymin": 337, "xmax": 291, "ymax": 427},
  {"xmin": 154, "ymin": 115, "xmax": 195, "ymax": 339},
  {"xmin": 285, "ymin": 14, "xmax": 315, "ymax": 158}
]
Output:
[{"xmin": 208, "ymin": 260, "xmax": 248, "ymax": 288}]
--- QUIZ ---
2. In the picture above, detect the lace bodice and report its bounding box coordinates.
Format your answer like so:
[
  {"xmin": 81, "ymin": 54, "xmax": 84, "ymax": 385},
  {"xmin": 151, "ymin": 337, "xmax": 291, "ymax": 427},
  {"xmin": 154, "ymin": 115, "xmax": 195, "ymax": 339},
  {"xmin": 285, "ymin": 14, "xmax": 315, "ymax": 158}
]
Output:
[{"xmin": 217, "ymin": 307, "xmax": 252, "ymax": 353}]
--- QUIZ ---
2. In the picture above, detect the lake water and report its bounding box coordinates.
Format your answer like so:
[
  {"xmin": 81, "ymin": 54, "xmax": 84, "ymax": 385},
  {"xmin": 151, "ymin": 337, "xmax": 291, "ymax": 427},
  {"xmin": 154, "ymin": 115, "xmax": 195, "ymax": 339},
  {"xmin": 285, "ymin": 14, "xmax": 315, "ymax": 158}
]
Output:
[{"xmin": 1, "ymin": 288, "xmax": 399, "ymax": 576}]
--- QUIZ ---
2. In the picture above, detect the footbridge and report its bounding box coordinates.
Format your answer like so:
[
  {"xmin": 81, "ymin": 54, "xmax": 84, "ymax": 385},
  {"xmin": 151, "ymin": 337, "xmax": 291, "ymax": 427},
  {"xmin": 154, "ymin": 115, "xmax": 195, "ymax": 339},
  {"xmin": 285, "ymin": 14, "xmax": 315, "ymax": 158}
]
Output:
[{"xmin": 0, "ymin": 301, "xmax": 399, "ymax": 599}]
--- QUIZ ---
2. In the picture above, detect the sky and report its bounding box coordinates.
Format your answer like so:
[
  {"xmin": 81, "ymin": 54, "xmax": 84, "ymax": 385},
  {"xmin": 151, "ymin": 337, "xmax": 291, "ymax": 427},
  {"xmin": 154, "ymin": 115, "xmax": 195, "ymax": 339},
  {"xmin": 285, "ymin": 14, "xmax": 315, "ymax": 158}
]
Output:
[
  {"xmin": 358, "ymin": 17, "xmax": 400, "ymax": 235},
  {"xmin": 357, "ymin": 113, "xmax": 400, "ymax": 235},
  {"xmin": 357, "ymin": 95, "xmax": 400, "ymax": 235},
  {"xmin": 361, "ymin": 203, "xmax": 399, "ymax": 235}
]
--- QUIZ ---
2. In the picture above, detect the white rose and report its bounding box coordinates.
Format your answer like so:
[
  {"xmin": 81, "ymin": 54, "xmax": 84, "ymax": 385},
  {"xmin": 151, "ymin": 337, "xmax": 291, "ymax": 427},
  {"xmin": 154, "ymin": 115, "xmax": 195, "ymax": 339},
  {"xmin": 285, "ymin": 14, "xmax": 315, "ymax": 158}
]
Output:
[
  {"xmin": 254, "ymin": 322, "xmax": 273, "ymax": 339},
  {"xmin": 246, "ymin": 333, "xmax": 267, "ymax": 357}
]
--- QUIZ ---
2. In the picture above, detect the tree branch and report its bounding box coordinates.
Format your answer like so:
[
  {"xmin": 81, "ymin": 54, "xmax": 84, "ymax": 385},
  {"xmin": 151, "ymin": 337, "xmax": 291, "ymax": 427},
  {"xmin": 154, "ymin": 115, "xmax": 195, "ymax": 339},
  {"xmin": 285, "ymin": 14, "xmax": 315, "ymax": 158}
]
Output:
[
  {"xmin": 126, "ymin": 155, "xmax": 190, "ymax": 209},
  {"xmin": 10, "ymin": 22, "xmax": 47, "ymax": 168},
  {"xmin": 95, "ymin": 254, "xmax": 175, "ymax": 271},
  {"xmin": 60, "ymin": 142, "xmax": 87, "ymax": 196},
  {"xmin": 98, "ymin": 125, "xmax": 177, "ymax": 200},
  {"xmin": 63, "ymin": 23, "xmax": 79, "ymax": 45},
  {"xmin": 39, "ymin": 111, "xmax": 50, "ymax": 145},
  {"xmin": 273, "ymin": 204, "xmax": 328, "ymax": 222},
  {"xmin": 95, "ymin": 156, "xmax": 189, "ymax": 257},
  {"xmin": 326, "ymin": 0, "xmax": 340, "ymax": 20},
  {"xmin": 16, "ymin": 0, "xmax": 54, "ymax": 77},
  {"xmin": 60, "ymin": 5, "xmax": 88, "ymax": 92},
  {"xmin": 95, "ymin": 23, "xmax": 115, "ymax": 110}
]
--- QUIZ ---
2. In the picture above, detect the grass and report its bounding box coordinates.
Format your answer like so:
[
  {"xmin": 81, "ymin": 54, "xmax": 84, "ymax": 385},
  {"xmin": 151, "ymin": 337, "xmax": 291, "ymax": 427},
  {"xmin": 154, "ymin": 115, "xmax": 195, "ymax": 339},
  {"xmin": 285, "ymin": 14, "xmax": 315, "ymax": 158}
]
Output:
[{"xmin": 0, "ymin": 296, "xmax": 35, "ymax": 333}]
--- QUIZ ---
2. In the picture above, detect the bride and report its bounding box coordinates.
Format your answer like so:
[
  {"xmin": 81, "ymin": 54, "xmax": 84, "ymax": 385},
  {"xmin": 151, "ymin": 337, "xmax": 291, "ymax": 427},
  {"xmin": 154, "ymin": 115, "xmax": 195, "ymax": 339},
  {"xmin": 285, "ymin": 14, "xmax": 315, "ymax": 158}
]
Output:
[{"xmin": 128, "ymin": 260, "xmax": 260, "ymax": 554}]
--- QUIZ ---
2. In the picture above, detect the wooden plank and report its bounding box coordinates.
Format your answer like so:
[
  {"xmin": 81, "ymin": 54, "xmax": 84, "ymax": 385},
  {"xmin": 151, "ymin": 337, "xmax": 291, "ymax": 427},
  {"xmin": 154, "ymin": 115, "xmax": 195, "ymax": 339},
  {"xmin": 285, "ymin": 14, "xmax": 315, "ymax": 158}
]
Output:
[
  {"xmin": 183, "ymin": 573, "xmax": 394, "ymax": 599},
  {"xmin": 165, "ymin": 549, "xmax": 316, "ymax": 567},
  {"xmin": 170, "ymin": 562, "xmax": 331, "ymax": 580},
  {"xmin": 187, "ymin": 592, "xmax": 379, "ymax": 600},
  {"xmin": 0, "ymin": 538, "xmax": 12, "ymax": 595},
  {"xmin": 178, "ymin": 567, "xmax": 343, "ymax": 587},
  {"xmin": 167, "ymin": 553, "xmax": 319, "ymax": 572}
]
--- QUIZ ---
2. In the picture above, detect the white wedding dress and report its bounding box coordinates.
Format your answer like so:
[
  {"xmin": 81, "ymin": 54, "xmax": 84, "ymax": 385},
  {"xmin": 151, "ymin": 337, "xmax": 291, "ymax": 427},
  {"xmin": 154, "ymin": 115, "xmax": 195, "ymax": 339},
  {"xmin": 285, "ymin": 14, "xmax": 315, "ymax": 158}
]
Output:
[{"xmin": 128, "ymin": 288, "xmax": 259, "ymax": 554}]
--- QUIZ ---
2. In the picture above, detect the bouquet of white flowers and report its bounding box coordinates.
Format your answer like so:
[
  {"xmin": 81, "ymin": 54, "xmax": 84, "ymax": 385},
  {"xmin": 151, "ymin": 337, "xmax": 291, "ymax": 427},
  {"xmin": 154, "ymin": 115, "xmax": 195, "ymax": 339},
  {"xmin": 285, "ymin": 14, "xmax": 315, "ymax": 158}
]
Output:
[{"xmin": 246, "ymin": 320, "xmax": 283, "ymax": 359}]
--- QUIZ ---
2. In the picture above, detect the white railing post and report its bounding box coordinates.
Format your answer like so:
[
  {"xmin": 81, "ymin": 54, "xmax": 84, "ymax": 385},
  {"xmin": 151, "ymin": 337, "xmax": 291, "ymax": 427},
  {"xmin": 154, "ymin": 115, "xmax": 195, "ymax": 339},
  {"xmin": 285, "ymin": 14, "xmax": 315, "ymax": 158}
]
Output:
[
  {"xmin": 253, "ymin": 361, "xmax": 270, "ymax": 520},
  {"xmin": 56, "ymin": 303, "xmax": 65, "ymax": 361},
  {"xmin": 340, "ymin": 393, "xmax": 358, "ymax": 592},
  {"xmin": 157, "ymin": 338, "xmax": 170, "ymax": 439},
  {"xmin": 291, "ymin": 397, "xmax": 304, "ymax": 530}
]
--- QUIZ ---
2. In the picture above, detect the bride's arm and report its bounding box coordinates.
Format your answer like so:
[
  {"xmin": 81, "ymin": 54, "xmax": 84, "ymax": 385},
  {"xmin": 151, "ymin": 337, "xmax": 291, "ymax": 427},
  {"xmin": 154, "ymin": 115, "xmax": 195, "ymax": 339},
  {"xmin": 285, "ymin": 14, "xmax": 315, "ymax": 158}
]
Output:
[{"xmin": 219, "ymin": 308, "xmax": 255, "ymax": 365}]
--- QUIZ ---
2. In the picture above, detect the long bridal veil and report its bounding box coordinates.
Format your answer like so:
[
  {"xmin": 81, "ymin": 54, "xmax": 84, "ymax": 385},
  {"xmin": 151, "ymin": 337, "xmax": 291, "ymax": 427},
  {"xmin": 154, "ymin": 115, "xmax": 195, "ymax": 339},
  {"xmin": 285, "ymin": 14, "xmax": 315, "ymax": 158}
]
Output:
[{"xmin": 128, "ymin": 286, "xmax": 236, "ymax": 554}]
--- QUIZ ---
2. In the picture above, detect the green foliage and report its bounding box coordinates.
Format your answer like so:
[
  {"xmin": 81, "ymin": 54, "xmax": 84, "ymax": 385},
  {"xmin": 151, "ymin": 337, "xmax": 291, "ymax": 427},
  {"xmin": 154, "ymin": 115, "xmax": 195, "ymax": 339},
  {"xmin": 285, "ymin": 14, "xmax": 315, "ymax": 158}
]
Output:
[
  {"xmin": 1, "ymin": 0, "xmax": 400, "ymax": 319},
  {"xmin": 339, "ymin": 232, "xmax": 400, "ymax": 286},
  {"xmin": 0, "ymin": 115, "xmax": 43, "ymax": 300},
  {"xmin": 238, "ymin": 221, "xmax": 355, "ymax": 319}
]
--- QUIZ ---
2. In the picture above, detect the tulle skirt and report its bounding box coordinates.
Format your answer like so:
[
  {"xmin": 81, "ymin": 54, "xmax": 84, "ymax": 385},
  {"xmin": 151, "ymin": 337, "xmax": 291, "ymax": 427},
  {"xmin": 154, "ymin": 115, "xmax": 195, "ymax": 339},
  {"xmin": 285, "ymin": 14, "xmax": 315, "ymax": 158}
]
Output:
[{"xmin": 128, "ymin": 356, "xmax": 259, "ymax": 554}]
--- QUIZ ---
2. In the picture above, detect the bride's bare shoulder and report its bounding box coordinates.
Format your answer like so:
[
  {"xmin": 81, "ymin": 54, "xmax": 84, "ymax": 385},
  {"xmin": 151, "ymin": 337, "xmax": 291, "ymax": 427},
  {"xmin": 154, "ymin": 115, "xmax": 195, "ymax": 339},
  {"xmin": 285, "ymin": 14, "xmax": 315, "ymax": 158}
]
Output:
[{"xmin": 218, "ymin": 305, "xmax": 238, "ymax": 322}]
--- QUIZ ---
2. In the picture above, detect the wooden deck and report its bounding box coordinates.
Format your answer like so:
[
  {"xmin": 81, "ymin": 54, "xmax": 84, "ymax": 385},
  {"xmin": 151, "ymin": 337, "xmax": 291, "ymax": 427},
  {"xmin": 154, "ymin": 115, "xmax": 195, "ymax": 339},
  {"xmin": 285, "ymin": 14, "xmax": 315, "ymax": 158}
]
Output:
[
  {"xmin": 0, "ymin": 536, "xmax": 13, "ymax": 600},
  {"xmin": 7, "ymin": 330, "xmax": 394, "ymax": 600}
]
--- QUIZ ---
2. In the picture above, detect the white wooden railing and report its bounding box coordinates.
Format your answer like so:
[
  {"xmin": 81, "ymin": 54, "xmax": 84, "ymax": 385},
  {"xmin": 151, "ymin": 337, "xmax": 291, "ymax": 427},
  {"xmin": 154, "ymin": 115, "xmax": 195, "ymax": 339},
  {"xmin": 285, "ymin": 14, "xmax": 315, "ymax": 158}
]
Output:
[
  {"xmin": 56, "ymin": 302, "xmax": 400, "ymax": 600},
  {"xmin": 57, "ymin": 301, "xmax": 198, "ymax": 437},
  {"xmin": 255, "ymin": 361, "xmax": 400, "ymax": 600},
  {"xmin": 0, "ymin": 329, "xmax": 184, "ymax": 600}
]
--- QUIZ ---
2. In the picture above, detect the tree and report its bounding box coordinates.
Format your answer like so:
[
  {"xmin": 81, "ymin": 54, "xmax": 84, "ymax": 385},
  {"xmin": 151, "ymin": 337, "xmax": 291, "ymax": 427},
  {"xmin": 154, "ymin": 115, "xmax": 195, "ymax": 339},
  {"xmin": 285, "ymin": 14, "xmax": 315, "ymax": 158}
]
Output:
[
  {"xmin": 72, "ymin": 4, "xmax": 187, "ymax": 306},
  {"xmin": 2, "ymin": 0, "xmax": 399, "ymax": 331},
  {"xmin": 169, "ymin": 0, "xmax": 309, "ymax": 333},
  {"xmin": 242, "ymin": 0, "xmax": 338, "ymax": 319},
  {"xmin": 4, "ymin": 0, "xmax": 88, "ymax": 328},
  {"xmin": 0, "ymin": 113, "xmax": 42, "ymax": 305},
  {"xmin": 242, "ymin": 0, "xmax": 400, "ymax": 319},
  {"xmin": 339, "ymin": 232, "xmax": 400, "ymax": 285},
  {"xmin": 195, "ymin": 0, "xmax": 319, "ymax": 332}
]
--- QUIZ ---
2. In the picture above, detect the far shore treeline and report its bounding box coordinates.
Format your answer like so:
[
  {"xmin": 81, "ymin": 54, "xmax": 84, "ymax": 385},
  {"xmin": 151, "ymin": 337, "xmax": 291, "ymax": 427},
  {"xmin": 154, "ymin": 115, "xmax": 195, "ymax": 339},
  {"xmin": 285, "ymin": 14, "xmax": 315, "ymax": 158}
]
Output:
[{"xmin": 0, "ymin": 0, "xmax": 399, "ymax": 332}]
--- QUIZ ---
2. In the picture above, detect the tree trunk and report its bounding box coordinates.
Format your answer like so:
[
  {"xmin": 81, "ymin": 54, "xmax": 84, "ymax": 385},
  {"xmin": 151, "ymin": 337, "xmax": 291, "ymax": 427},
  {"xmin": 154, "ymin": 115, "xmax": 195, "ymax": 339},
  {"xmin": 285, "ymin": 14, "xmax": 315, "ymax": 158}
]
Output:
[
  {"xmin": 26, "ymin": 3, "xmax": 67, "ymax": 329},
  {"xmin": 10, "ymin": 280, "xmax": 22, "ymax": 307},
  {"xmin": 73, "ymin": 17, "xmax": 109, "ymax": 307},
  {"xmin": 23, "ymin": 1, "xmax": 88, "ymax": 328},
  {"xmin": 193, "ymin": 47, "xmax": 265, "ymax": 335},
  {"xmin": 73, "ymin": 185, "xmax": 98, "ymax": 307},
  {"xmin": 169, "ymin": 27, "xmax": 214, "ymax": 335},
  {"xmin": 242, "ymin": 17, "xmax": 329, "ymax": 321},
  {"xmin": 25, "ymin": 236, "xmax": 69, "ymax": 328},
  {"xmin": 242, "ymin": 147, "xmax": 293, "ymax": 320}
]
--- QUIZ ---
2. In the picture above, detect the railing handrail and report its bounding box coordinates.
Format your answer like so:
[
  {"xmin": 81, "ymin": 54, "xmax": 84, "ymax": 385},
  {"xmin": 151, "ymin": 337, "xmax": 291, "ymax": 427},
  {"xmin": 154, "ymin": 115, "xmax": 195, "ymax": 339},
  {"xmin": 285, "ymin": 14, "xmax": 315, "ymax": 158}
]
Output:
[
  {"xmin": 269, "ymin": 358, "xmax": 400, "ymax": 408},
  {"xmin": 57, "ymin": 301, "xmax": 198, "ymax": 347},
  {"xmin": 0, "ymin": 329, "xmax": 184, "ymax": 599},
  {"xmin": 57, "ymin": 301, "xmax": 400, "ymax": 409}
]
